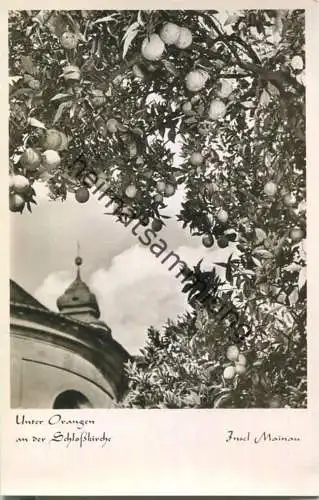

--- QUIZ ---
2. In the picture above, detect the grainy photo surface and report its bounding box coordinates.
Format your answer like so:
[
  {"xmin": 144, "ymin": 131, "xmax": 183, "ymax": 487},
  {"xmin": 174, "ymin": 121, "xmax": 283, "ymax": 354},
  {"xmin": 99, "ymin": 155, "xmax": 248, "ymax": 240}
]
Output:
[{"xmin": 9, "ymin": 9, "xmax": 306, "ymax": 410}]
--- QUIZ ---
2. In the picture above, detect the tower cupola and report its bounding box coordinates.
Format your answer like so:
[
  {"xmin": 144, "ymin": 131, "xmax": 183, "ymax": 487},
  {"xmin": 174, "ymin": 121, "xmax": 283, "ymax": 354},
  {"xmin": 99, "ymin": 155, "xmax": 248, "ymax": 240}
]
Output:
[{"xmin": 57, "ymin": 251, "xmax": 100, "ymax": 323}]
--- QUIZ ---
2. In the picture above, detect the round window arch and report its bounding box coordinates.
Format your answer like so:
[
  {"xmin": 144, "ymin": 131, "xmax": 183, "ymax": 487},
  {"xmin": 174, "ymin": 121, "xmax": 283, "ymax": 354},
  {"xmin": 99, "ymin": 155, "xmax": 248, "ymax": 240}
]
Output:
[{"xmin": 53, "ymin": 390, "xmax": 93, "ymax": 409}]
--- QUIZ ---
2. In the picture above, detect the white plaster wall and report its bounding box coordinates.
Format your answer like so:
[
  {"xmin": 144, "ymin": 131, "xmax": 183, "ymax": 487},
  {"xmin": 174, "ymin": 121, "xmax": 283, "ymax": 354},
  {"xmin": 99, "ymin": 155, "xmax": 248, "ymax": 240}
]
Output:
[{"xmin": 11, "ymin": 331, "xmax": 114, "ymax": 409}]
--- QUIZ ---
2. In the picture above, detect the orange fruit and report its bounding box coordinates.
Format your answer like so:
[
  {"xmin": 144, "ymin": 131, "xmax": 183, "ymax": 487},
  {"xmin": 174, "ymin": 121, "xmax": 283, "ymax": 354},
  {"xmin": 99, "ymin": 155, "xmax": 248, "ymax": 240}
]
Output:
[
  {"xmin": 268, "ymin": 395, "xmax": 282, "ymax": 408},
  {"xmin": 190, "ymin": 152, "xmax": 204, "ymax": 166},
  {"xmin": 235, "ymin": 363, "xmax": 247, "ymax": 375},
  {"xmin": 208, "ymin": 99, "xmax": 226, "ymax": 120},
  {"xmin": 164, "ymin": 183, "xmax": 176, "ymax": 197},
  {"xmin": 264, "ymin": 181, "xmax": 277, "ymax": 196},
  {"xmin": 216, "ymin": 79, "xmax": 233, "ymax": 99},
  {"xmin": 216, "ymin": 209, "xmax": 228, "ymax": 223},
  {"xmin": 63, "ymin": 64, "xmax": 81, "ymax": 81},
  {"xmin": 141, "ymin": 34, "xmax": 165, "ymax": 61},
  {"xmin": 139, "ymin": 215, "xmax": 149, "ymax": 226},
  {"xmin": 226, "ymin": 344, "xmax": 239, "ymax": 361},
  {"xmin": 185, "ymin": 70, "xmax": 209, "ymax": 92},
  {"xmin": 9, "ymin": 193, "xmax": 25, "ymax": 212},
  {"xmin": 290, "ymin": 55, "xmax": 303, "ymax": 71},
  {"xmin": 160, "ymin": 22, "xmax": 181, "ymax": 45},
  {"xmin": 182, "ymin": 101, "xmax": 192, "ymax": 114},
  {"xmin": 223, "ymin": 365, "xmax": 236, "ymax": 380},
  {"xmin": 106, "ymin": 118, "xmax": 119, "ymax": 133},
  {"xmin": 154, "ymin": 193, "xmax": 163, "ymax": 203},
  {"xmin": 290, "ymin": 227, "xmax": 304, "ymax": 243},
  {"xmin": 202, "ymin": 234, "xmax": 214, "ymax": 248},
  {"xmin": 156, "ymin": 180, "xmax": 166, "ymax": 193},
  {"xmin": 20, "ymin": 148, "xmax": 41, "ymax": 169},
  {"xmin": 44, "ymin": 129, "xmax": 63, "ymax": 150},
  {"xmin": 42, "ymin": 150, "xmax": 61, "ymax": 170},
  {"xmin": 60, "ymin": 31, "xmax": 78, "ymax": 50},
  {"xmin": 125, "ymin": 184, "xmax": 137, "ymax": 198},
  {"xmin": 11, "ymin": 174, "xmax": 30, "ymax": 193},
  {"xmin": 132, "ymin": 64, "xmax": 145, "ymax": 79},
  {"xmin": 237, "ymin": 353, "xmax": 247, "ymax": 366},
  {"xmin": 28, "ymin": 79, "xmax": 41, "ymax": 90},
  {"xmin": 175, "ymin": 27, "xmax": 193, "ymax": 49},
  {"xmin": 151, "ymin": 218, "xmax": 163, "ymax": 232},
  {"xmin": 9, "ymin": 175, "xmax": 15, "ymax": 191},
  {"xmin": 283, "ymin": 193, "xmax": 296, "ymax": 206},
  {"xmin": 75, "ymin": 187, "xmax": 90, "ymax": 203},
  {"xmin": 217, "ymin": 236, "xmax": 229, "ymax": 248}
]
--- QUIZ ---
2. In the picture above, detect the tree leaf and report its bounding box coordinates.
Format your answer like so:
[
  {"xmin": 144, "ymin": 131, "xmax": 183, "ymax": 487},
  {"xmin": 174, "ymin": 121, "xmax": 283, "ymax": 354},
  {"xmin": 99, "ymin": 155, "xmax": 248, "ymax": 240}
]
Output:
[
  {"xmin": 27, "ymin": 117, "xmax": 46, "ymax": 129},
  {"xmin": 298, "ymin": 266, "xmax": 306, "ymax": 289},
  {"xmin": 268, "ymin": 81, "xmax": 280, "ymax": 97},
  {"xmin": 252, "ymin": 248, "xmax": 273, "ymax": 259},
  {"xmin": 259, "ymin": 89, "xmax": 271, "ymax": 107},
  {"xmin": 167, "ymin": 127, "xmax": 176, "ymax": 143},
  {"xmin": 251, "ymin": 256, "xmax": 262, "ymax": 267},
  {"xmin": 225, "ymin": 254, "xmax": 233, "ymax": 285},
  {"xmin": 289, "ymin": 287, "xmax": 299, "ymax": 305},
  {"xmin": 182, "ymin": 283, "xmax": 194, "ymax": 294},
  {"xmin": 53, "ymin": 101, "xmax": 72, "ymax": 124},
  {"xmin": 184, "ymin": 116, "xmax": 197, "ymax": 124},
  {"xmin": 213, "ymin": 392, "xmax": 232, "ymax": 408},
  {"xmin": 91, "ymin": 14, "xmax": 120, "ymax": 25},
  {"xmin": 12, "ymin": 88, "xmax": 35, "ymax": 97},
  {"xmin": 255, "ymin": 227, "xmax": 267, "ymax": 244},
  {"xmin": 298, "ymin": 282, "xmax": 307, "ymax": 301},
  {"xmin": 241, "ymin": 101, "xmax": 255, "ymax": 109},
  {"xmin": 136, "ymin": 10, "xmax": 145, "ymax": 26},
  {"xmin": 122, "ymin": 22, "xmax": 140, "ymax": 60},
  {"xmin": 50, "ymin": 93, "xmax": 72, "ymax": 102},
  {"xmin": 163, "ymin": 60, "xmax": 180, "ymax": 76},
  {"xmin": 21, "ymin": 55, "xmax": 37, "ymax": 75}
]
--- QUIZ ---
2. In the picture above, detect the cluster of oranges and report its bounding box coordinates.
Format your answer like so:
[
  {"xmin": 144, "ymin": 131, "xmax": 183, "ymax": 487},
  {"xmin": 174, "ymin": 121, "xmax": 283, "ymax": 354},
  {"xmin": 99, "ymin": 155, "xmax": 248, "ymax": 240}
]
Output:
[
  {"xmin": 140, "ymin": 22, "xmax": 234, "ymax": 123},
  {"xmin": 9, "ymin": 128, "xmax": 69, "ymax": 212},
  {"xmin": 222, "ymin": 345, "xmax": 285, "ymax": 407},
  {"xmin": 189, "ymin": 157, "xmax": 304, "ymax": 249},
  {"xmin": 184, "ymin": 72, "xmax": 233, "ymax": 121},
  {"xmin": 9, "ymin": 174, "xmax": 31, "ymax": 212},
  {"xmin": 223, "ymin": 345, "xmax": 247, "ymax": 380},
  {"xmin": 141, "ymin": 22, "xmax": 193, "ymax": 62}
]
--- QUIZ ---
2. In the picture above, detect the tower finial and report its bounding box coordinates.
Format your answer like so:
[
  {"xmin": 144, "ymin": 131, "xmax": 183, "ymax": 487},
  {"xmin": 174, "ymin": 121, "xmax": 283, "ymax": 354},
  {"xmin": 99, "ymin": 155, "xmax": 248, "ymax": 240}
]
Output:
[
  {"xmin": 57, "ymin": 243, "xmax": 101, "ymax": 321},
  {"xmin": 75, "ymin": 241, "xmax": 82, "ymax": 276}
]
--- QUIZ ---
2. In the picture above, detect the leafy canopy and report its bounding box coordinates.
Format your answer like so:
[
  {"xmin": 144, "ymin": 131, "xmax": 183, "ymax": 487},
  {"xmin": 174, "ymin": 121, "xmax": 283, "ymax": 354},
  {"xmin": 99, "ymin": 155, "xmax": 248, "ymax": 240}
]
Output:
[{"xmin": 9, "ymin": 10, "xmax": 306, "ymax": 408}]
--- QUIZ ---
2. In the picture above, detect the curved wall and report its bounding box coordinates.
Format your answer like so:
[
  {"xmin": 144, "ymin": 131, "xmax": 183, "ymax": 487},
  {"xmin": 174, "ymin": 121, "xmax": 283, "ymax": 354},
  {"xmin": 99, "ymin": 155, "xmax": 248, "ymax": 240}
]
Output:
[{"xmin": 11, "ymin": 319, "xmax": 115, "ymax": 409}]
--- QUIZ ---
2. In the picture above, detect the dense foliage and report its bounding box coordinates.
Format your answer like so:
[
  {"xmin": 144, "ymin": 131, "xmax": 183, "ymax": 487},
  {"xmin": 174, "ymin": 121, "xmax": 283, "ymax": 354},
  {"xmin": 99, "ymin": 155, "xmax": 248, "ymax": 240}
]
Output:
[{"xmin": 9, "ymin": 9, "xmax": 306, "ymax": 408}]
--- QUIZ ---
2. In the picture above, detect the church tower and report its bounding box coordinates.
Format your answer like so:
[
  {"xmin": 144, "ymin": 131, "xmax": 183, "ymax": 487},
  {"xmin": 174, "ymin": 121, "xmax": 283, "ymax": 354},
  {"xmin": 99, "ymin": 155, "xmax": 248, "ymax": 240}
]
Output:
[{"xmin": 56, "ymin": 253, "xmax": 100, "ymax": 324}]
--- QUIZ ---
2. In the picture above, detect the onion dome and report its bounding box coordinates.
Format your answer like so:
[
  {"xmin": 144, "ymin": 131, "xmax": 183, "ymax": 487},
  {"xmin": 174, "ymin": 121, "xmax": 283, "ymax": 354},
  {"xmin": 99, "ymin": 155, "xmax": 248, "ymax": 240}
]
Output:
[{"xmin": 57, "ymin": 255, "xmax": 100, "ymax": 321}]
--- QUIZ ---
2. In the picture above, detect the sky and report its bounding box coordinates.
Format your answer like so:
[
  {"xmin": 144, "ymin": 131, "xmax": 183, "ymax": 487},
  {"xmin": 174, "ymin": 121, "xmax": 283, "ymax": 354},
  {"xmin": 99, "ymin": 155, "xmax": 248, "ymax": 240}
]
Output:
[{"xmin": 10, "ymin": 178, "xmax": 233, "ymax": 355}]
